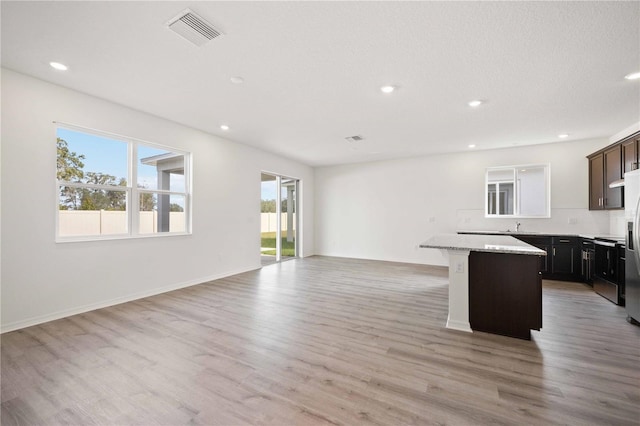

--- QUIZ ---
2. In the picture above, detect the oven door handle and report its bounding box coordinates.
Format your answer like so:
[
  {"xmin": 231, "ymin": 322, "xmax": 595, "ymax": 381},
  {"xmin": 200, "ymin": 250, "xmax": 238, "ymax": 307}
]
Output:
[{"xmin": 594, "ymin": 240, "xmax": 616, "ymax": 248}]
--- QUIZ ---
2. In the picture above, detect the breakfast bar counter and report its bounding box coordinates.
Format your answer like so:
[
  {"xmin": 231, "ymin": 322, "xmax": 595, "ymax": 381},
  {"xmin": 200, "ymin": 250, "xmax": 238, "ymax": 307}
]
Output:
[{"xmin": 420, "ymin": 234, "xmax": 546, "ymax": 339}]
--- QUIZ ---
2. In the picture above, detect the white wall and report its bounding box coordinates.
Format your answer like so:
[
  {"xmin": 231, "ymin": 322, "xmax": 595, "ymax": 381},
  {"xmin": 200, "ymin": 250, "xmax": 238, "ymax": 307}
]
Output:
[
  {"xmin": 315, "ymin": 139, "xmax": 613, "ymax": 266},
  {"xmin": 0, "ymin": 69, "xmax": 314, "ymax": 332}
]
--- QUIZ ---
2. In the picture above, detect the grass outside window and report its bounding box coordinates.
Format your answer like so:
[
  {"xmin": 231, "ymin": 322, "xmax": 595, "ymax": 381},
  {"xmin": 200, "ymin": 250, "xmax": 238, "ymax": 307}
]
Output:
[{"xmin": 261, "ymin": 232, "xmax": 295, "ymax": 256}]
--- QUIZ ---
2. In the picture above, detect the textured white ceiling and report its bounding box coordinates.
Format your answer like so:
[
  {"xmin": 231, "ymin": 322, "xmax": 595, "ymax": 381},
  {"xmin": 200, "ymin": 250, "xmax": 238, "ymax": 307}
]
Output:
[{"xmin": 2, "ymin": 1, "xmax": 639, "ymax": 166}]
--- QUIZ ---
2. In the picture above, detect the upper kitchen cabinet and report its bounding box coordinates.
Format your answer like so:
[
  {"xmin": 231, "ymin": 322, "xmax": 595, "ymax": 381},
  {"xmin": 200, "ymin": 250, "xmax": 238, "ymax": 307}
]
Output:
[
  {"xmin": 588, "ymin": 131, "xmax": 640, "ymax": 210},
  {"xmin": 589, "ymin": 153, "xmax": 605, "ymax": 210},
  {"xmin": 604, "ymin": 145, "xmax": 623, "ymax": 209},
  {"xmin": 588, "ymin": 145, "xmax": 624, "ymax": 210},
  {"xmin": 622, "ymin": 138, "xmax": 638, "ymax": 173}
]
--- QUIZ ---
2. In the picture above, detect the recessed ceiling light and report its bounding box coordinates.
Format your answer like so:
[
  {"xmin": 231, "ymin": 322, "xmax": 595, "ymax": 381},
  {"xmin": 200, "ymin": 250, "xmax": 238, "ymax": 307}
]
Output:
[
  {"xmin": 558, "ymin": 133, "xmax": 569, "ymax": 138},
  {"xmin": 49, "ymin": 62, "xmax": 68, "ymax": 71},
  {"xmin": 220, "ymin": 125, "xmax": 230, "ymax": 131},
  {"xmin": 624, "ymin": 72, "xmax": 640, "ymax": 80},
  {"xmin": 468, "ymin": 144, "xmax": 476, "ymax": 148},
  {"xmin": 380, "ymin": 85, "xmax": 395, "ymax": 94},
  {"xmin": 230, "ymin": 76, "xmax": 244, "ymax": 84},
  {"xmin": 468, "ymin": 100, "xmax": 483, "ymax": 107}
]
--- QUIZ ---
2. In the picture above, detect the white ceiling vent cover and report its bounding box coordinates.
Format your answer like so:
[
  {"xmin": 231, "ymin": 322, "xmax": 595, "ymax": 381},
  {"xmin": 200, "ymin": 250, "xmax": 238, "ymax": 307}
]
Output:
[{"xmin": 167, "ymin": 9, "xmax": 222, "ymax": 46}]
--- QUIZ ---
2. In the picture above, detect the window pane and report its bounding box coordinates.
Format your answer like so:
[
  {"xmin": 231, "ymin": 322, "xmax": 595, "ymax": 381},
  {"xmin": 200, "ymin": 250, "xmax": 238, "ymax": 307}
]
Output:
[
  {"xmin": 488, "ymin": 183, "xmax": 497, "ymax": 214},
  {"xmin": 138, "ymin": 145, "xmax": 185, "ymax": 192},
  {"xmin": 486, "ymin": 165, "xmax": 550, "ymax": 218},
  {"xmin": 58, "ymin": 186, "xmax": 128, "ymax": 236},
  {"xmin": 57, "ymin": 128, "xmax": 128, "ymax": 186},
  {"xmin": 139, "ymin": 193, "xmax": 186, "ymax": 234},
  {"xmin": 499, "ymin": 182, "xmax": 515, "ymax": 215},
  {"xmin": 518, "ymin": 167, "xmax": 547, "ymax": 216},
  {"xmin": 488, "ymin": 168, "xmax": 515, "ymax": 183}
]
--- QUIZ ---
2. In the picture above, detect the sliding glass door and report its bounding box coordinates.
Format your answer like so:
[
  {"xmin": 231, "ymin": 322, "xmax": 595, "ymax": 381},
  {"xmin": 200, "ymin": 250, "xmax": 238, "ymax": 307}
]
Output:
[
  {"xmin": 280, "ymin": 177, "xmax": 297, "ymax": 261},
  {"xmin": 261, "ymin": 173, "xmax": 299, "ymax": 265}
]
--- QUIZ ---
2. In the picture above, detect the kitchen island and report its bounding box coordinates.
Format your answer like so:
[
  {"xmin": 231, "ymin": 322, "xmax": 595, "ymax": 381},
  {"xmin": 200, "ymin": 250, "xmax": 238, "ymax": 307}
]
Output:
[{"xmin": 420, "ymin": 234, "xmax": 547, "ymax": 339}]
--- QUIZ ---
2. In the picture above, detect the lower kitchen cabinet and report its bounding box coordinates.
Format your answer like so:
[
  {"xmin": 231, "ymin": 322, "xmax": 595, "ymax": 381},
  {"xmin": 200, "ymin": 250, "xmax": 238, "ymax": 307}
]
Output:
[
  {"xmin": 514, "ymin": 236, "xmax": 580, "ymax": 281},
  {"xmin": 515, "ymin": 236, "xmax": 550, "ymax": 274},
  {"xmin": 550, "ymin": 237, "xmax": 581, "ymax": 278}
]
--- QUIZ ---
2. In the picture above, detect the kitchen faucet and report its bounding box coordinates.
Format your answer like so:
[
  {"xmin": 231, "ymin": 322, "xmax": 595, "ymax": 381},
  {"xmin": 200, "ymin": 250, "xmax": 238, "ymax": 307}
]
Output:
[{"xmin": 516, "ymin": 222, "xmax": 521, "ymax": 232}]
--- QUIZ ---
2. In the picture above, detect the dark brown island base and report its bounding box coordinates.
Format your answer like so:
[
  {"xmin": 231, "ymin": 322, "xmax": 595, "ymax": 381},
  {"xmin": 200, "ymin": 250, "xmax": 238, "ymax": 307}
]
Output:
[
  {"xmin": 420, "ymin": 234, "xmax": 546, "ymax": 340},
  {"xmin": 469, "ymin": 251, "xmax": 542, "ymax": 339}
]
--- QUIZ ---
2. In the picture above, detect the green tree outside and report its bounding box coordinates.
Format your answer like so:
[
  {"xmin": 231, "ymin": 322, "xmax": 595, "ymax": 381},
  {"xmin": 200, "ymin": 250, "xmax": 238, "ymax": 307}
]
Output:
[{"xmin": 57, "ymin": 137, "xmax": 159, "ymax": 212}]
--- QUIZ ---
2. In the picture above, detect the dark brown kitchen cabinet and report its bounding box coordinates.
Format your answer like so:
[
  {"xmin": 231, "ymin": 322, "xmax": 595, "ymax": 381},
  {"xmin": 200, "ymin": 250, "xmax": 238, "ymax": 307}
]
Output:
[
  {"xmin": 604, "ymin": 145, "xmax": 623, "ymax": 209},
  {"xmin": 551, "ymin": 237, "xmax": 580, "ymax": 278},
  {"xmin": 588, "ymin": 131, "xmax": 640, "ymax": 210},
  {"xmin": 589, "ymin": 153, "xmax": 605, "ymax": 210},
  {"xmin": 513, "ymin": 235, "xmax": 579, "ymax": 281},
  {"xmin": 515, "ymin": 235, "xmax": 550, "ymax": 274},
  {"xmin": 589, "ymin": 145, "xmax": 623, "ymax": 210},
  {"xmin": 622, "ymin": 138, "xmax": 638, "ymax": 173}
]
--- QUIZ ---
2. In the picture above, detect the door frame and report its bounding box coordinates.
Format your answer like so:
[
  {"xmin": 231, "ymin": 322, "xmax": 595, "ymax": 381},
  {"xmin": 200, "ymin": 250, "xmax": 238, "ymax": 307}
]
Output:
[{"xmin": 261, "ymin": 171, "xmax": 301, "ymax": 262}]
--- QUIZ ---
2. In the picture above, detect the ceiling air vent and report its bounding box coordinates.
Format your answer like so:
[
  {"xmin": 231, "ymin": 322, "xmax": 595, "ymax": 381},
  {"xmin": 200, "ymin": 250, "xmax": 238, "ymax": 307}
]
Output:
[
  {"xmin": 345, "ymin": 135, "xmax": 365, "ymax": 143},
  {"xmin": 167, "ymin": 9, "xmax": 222, "ymax": 47}
]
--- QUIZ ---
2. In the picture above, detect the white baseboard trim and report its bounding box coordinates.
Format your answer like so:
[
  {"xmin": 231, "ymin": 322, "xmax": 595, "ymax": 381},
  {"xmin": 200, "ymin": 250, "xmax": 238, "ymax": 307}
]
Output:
[
  {"xmin": 446, "ymin": 317, "xmax": 473, "ymax": 333},
  {"xmin": 1, "ymin": 265, "xmax": 260, "ymax": 334}
]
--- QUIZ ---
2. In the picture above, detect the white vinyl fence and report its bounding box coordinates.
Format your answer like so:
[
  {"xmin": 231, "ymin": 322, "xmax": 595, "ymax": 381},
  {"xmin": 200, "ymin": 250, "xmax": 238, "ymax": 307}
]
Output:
[
  {"xmin": 58, "ymin": 210, "xmax": 185, "ymax": 236},
  {"xmin": 260, "ymin": 213, "xmax": 296, "ymax": 233},
  {"xmin": 59, "ymin": 211, "xmax": 292, "ymax": 236}
]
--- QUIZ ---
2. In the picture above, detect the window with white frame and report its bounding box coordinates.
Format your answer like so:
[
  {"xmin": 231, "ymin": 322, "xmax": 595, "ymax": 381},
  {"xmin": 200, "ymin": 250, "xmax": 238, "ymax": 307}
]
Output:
[{"xmin": 56, "ymin": 125, "xmax": 191, "ymax": 240}]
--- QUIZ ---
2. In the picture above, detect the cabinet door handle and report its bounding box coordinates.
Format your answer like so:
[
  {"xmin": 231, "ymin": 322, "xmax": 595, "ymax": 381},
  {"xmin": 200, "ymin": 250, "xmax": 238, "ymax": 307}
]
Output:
[
  {"xmin": 553, "ymin": 247, "xmax": 556, "ymax": 256},
  {"xmin": 559, "ymin": 239, "xmax": 570, "ymax": 243}
]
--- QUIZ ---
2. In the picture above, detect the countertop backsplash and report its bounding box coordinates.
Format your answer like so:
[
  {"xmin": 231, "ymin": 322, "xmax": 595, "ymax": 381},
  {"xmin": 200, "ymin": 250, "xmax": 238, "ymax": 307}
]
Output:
[
  {"xmin": 456, "ymin": 208, "xmax": 613, "ymax": 237},
  {"xmin": 609, "ymin": 210, "xmax": 626, "ymax": 237}
]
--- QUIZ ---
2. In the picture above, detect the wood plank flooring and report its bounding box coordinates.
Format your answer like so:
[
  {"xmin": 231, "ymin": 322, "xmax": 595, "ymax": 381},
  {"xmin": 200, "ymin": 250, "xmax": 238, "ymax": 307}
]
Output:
[{"xmin": 2, "ymin": 256, "xmax": 639, "ymax": 425}]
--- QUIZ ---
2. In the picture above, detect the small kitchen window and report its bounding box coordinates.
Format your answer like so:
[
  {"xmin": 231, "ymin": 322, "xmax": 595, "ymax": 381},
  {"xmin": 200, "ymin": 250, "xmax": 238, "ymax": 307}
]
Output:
[{"xmin": 486, "ymin": 164, "xmax": 550, "ymax": 218}]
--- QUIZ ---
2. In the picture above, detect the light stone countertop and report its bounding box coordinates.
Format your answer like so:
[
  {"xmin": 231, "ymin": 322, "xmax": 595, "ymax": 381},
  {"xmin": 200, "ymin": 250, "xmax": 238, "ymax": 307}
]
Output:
[
  {"xmin": 458, "ymin": 230, "xmax": 625, "ymax": 244},
  {"xmin": 420, "ymin": 234, "xmax": 547, "ymax": 256}
]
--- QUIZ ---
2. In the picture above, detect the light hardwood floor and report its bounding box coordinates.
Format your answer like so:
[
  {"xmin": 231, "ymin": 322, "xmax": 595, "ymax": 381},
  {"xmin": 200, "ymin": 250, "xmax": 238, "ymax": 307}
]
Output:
[{"xmin": 2, "ymin": 256, "xmax": 639, "ymax": 425}]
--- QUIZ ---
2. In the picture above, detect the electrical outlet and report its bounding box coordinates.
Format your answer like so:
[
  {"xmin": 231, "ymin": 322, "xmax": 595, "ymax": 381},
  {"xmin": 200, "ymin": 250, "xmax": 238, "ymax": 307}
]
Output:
[
  {"xmin": 456, "ymin": 262, "xmax": 464, "ymax": 273},
  {"xmin": 464, "ymin": 217, "xmax": 471, "ymax": 223},
  {"xmin": 568, "ymin": 217, "xmax": 578, "ymax": 224},
  {"xmin": 429, "ymin": 216, "xmax": 436, "ymax": 223}
]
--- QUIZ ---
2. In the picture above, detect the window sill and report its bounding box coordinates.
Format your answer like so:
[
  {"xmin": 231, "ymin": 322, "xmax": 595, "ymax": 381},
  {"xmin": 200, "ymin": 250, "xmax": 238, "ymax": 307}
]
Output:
[{"xmin": 55, "ymin": 232, "xmax": 192, "ymax": 244}]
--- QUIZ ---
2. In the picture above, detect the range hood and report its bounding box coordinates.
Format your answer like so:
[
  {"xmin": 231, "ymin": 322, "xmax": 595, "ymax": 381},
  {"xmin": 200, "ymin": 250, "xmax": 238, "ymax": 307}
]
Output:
[{"xmin": 609, "ymin": 179, "xmax": 625, "ymax": 188}]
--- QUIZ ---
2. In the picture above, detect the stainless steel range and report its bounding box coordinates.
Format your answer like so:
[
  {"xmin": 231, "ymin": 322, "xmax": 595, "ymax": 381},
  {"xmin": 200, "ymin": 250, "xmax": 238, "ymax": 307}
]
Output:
[{"xmin": 593, "ymin": 238, "xmax": 625, "ymax": 305}]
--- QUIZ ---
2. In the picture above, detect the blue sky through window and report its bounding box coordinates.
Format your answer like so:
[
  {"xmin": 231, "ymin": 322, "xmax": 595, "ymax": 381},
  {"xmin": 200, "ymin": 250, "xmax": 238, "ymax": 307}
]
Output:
[
  {"xmin": 57, "ymin": 128, "xmax": 185, "ymax": 193},
  {"xmin": 57, "ymin": 128, "xmax": 128, "ymax": 181},
  {"xmin": 261, "ymin": 181, "xmax": 277, "ymax": 200}
]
